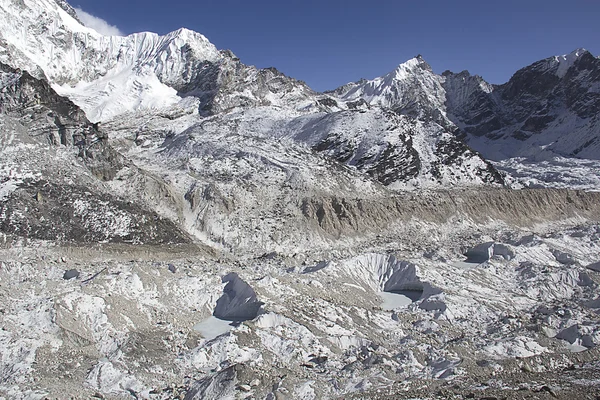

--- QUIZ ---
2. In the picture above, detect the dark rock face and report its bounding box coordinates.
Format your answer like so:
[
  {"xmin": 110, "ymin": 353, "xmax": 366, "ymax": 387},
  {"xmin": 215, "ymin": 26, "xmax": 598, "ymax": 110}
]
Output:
[
  {"xmin": 298, "ymin": 109, "xmax": 504, "ymax": 187},
  {"xmin": 443, "ymin": 50, "xmax": 600, "ymax": 160},
  {"xmin": 357, "ymin": 140, "xmax": 421, "ymax": 185},
  {"xmin": 432, "ymin": 136, "xmax": 504, "ymax": 184},
  {"xmin": 53, "ymin": 0, "xmax": 81, "ymax": 23},
  {"xmin": 0, "ymin": 62, "xmax": 124, "ymax": 180},
  {"xmin": 0, "ymin": 63, "xmax": 192, "ymax": 245},
  {"xmin": 442, "ymin": 70, "xmax": 506, "ymax": 140},
  {"xmin": 184, "ymin": 365, "xmax": 237, "ymax": 400},
  {"xmin": 169, "ymin": 51, "xmax": 315, "ymax": 116}
]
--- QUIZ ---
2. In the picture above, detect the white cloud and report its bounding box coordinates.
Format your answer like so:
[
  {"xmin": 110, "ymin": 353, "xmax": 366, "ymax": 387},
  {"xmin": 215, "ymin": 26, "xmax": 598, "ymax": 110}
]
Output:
[{"xmin": 74, "ymin": 7, "xmax": 124, "ymax": 36}]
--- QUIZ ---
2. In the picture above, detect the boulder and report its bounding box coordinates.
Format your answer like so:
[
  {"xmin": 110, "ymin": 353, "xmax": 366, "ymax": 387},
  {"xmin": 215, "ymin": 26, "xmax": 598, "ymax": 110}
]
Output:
[
  {"xmin": 552, "ymin": 250, "xmax": 577, "ymax": 265},
  {"xmin": 63, "ymin": 269, "xmax": 80, "ymax": 280},
  {"xmin": 586, "ymin": 261, "xmax": 600, "ymax": 272}
]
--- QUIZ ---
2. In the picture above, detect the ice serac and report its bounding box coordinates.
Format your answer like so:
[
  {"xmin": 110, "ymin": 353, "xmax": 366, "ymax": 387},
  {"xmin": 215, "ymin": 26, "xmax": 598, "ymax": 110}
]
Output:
[{"xmin": 213, "ymin": 273, "xmax": 263, "ymax": 321}]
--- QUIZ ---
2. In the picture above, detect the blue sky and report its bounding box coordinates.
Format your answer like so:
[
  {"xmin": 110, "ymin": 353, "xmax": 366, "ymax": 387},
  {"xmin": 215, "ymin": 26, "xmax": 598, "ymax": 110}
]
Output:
[{"xmin": 72, "ymin": 0, "xmax": 600, "ymax": 91}]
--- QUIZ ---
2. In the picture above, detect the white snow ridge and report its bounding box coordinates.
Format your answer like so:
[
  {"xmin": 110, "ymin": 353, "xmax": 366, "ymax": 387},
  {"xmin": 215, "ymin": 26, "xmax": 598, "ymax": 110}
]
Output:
[{"xmin": 1, "ymin": 0, "xmax": 600, "ymax": 399}]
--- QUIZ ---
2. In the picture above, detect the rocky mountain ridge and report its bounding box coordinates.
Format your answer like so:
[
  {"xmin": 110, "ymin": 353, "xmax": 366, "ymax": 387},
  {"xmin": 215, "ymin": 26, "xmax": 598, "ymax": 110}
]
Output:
[
  {"xmin": 3, "ymin": 0, "xmax": 598, "ymax": 193},
  {"xmin": 337, "ymin": 49, "xmax": 600, "ymax": 163}
]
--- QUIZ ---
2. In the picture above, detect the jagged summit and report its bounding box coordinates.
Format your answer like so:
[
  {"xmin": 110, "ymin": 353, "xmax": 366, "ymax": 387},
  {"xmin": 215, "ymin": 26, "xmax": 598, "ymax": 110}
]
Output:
[
  {"xmin": 553, "ymin": 48, "xmax": 591, "ymax": 76},
  {"xmin": 328, "ymin": 47, "xmax": 600, "ymax": 162},
  {"xmin": 331, "ymin": 54, "xmax": 446, "ymax": 125},
  {"xmin": 1, "ymin": 0, "xmax": 598, "ymax": 188}
]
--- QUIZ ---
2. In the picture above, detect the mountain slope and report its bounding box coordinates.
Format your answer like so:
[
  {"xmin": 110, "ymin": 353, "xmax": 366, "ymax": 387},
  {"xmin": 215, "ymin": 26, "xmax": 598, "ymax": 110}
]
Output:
[
  {"xmin": 0, "ymin": 61, "xmax": 192, "ymax": 245},
  {"xmin": 0, "ymin": 0, "xmax": 316, "ymax": 121},
  {"xmin": 0, "ymin": 0, "xmax": 506, "ymax": 192},
  {"xmin": 446, "ymin": 49, "xmax": 600, "ymax": 161},
  {"xmin": 334, "ymin": 49, "xmax": 600, "ymax": 164},
  {"xmin": 331, "ymin": 55, "xmax": 454, "ymax": 130}
]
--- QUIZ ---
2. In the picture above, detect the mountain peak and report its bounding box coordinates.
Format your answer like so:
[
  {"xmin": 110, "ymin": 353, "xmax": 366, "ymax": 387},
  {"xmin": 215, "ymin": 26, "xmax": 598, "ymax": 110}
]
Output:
[
  {"xmin": 556, "ymin": 48, "xmax": 590, "ymax": 63},
  {"xmin": 163, "ymin": 27, "xmax": 220, "ymax": 60},
  {"xmin": 169, "ymin": 27, "xmax": 207, "ymax": 40},
  {"xmin": 402, "ymin": 54, "xmax": 430, "ymax": 68},
  {"xmin": 553, "ymin": 48, "xmax": 592, "ymax": 78},
  {"xmin": 389, "ymin": 55, "xmax": 433, "ymax": 80},
  {"xmin": 568, "ymin": 48, "xmax": 589, "ymax": 57}
]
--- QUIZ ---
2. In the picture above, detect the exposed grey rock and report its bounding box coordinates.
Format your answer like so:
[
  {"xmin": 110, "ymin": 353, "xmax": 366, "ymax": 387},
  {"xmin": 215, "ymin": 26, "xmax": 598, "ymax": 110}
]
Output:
[
  {"xmin": 184, "ymin": 365, "xmax": 237, "ymax": 400},
  {"xmin": 444, "ymin": 49, "xmax": 600, "ymax": 161},
  {"xmin": 465, "ymin": 242, "xmax": 515, "ymax": 262},
  {"xmin": 0, "ymin": 62, "xmax": 124, "ymax": 180},
  {"xmin": 587, "ymin": 261, "xmax": 600, "ymax": 272},
  {"xmin": 552, "ymin": 249, "xmax": 577, "ymax": 265},
  {"xmin": 53, "ymin": 0, "xmax": 81, "ymax": 23},
  {"xmin": 62, "ymin": 269, "xmax": 79, "ymax": 280},
  {"xmin": 0, "ymin": 179, "xmax": 191, "ymax": 244}
]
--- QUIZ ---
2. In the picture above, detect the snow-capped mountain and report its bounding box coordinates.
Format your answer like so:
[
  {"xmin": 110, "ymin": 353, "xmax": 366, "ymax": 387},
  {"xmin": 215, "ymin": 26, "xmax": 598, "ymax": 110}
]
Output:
[
  {"xmin": 0, "ymin": 0, "xmax": 506, "ymax": 191},
  {"xmin": 331, "ymin": 55, "xmax": 454, "ymax": 131},
  {"xmin": 334, "ymin": 48, "xmax": 600, "ymax": 164},
  {"xmin": 446, "ymin": 49, "xmax": 600, "ymax": 161},
  {"xmin": 0, "ymin": 0, "xmax": 316, "ymax": 122},
  {"xmin": 0, "ymin": 0, "xmax": 509, "ymax": 254}
]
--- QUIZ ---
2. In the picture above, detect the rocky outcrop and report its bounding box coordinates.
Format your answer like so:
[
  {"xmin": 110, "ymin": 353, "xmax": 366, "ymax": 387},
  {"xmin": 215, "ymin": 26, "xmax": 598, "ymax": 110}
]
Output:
[
  {"xmin": 0, "ymin": 62, "xmax": 124, "ymax": 180},
  {"xmin": 0, "ymin": 63, "xmax": 193, "ymax": 245},
  {"xmin": 198, "ymin": 54, "xmax": 316, "ymax": 115},
  {"xmin": 287, "ymin": 109, "xmax": 505, "ymax": 187},
  {"xmin": 331, "ymin": 50, "xmax": 600, "ymax": 162}
]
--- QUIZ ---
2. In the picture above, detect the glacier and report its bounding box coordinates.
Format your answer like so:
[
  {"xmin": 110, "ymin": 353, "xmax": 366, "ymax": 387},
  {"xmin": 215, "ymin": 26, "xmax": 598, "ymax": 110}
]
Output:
[{"xmin": 0, "ymin": 0, "xmax": 600, "ymax": 399}]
